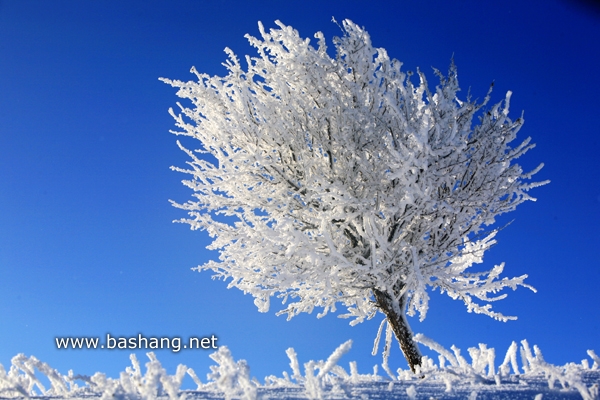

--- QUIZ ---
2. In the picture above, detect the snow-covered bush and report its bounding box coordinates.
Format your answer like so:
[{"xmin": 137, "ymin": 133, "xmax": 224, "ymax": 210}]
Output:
[
  {"xmin": 206, "ymin": 346, "xmax": 257, "ymax": 400},
  {"xmin": 0, "ymin": 352, "xmax": 190, "ymax": 400},
  {"xmin": 0, "ymin": 340, "xmax": 598, "ymax": 399}
]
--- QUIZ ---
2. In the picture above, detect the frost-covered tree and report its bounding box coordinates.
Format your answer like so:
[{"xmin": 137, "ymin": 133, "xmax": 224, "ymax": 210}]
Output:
[{"xmin": 161, "ymin": 20, "xmax": 548, "ymax": 373}]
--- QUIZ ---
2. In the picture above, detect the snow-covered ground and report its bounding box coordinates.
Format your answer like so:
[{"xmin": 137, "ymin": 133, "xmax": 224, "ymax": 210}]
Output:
[{"xmin": 1, "ymin": 336, "xmax": 598, "ymax": 399}]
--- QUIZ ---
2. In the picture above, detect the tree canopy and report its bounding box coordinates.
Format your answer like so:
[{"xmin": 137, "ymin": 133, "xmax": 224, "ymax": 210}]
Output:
[{"xmin": 161, "ymin": 19, "xmax": 547, "ymax": 372}]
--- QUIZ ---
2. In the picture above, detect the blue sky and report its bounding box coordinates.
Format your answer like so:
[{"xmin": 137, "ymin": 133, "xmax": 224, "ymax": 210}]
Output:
[{"xmin": 1, "ymin": 0, "xmax": 599, "ymax": 384}]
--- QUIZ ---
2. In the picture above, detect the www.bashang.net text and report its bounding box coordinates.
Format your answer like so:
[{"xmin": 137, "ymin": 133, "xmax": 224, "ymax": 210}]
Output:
[{"xmin": 55, "ymin": 334, "xmax": 218, "ymax": 353}]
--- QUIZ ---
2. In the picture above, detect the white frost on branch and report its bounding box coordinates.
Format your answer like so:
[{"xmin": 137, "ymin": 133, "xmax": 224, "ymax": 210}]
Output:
[
  {"xmin": 161, "ymin": 19, "xmax": 547, "ymax": 325},
  {"xmin": 1, "ymin": 341, "xmax": 598, "ymax": 399},
  {"xmin": 0, "ymin": 352, "xmax": 190, "ymax": 399},
  {"xmin": 207, "ymin": 346, "xmax": 257, "ymax": 400}
]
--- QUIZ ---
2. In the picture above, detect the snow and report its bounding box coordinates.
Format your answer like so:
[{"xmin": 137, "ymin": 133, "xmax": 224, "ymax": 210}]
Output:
[
  {"xmin": 1, "ymin": 336, "xmax": 598, "ymax": 399},
  {"xmin": 160, "ymin": 19, "xmax": 549, "ymax": 332}
]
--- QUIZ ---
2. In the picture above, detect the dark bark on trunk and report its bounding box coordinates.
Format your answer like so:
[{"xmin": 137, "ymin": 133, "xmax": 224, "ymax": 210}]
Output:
[{"xmin": 373, "ymin": 288, "xmax": 422, "ymax": 373}]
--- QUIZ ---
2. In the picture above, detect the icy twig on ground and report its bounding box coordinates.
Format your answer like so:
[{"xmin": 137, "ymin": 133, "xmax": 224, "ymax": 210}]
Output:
[{"xmin": 1, "ymin": 337, "xmax": 599, "ymax": 399}]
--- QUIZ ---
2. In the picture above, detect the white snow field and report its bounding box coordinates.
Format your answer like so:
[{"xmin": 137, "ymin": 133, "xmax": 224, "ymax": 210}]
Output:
[{"xmin": 1, "ymin": 336, "xmax": 598, "ymax": 400}]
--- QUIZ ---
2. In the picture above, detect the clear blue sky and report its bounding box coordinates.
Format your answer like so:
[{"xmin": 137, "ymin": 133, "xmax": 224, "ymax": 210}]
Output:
[{"xmin": 1, "ymin": 0, "xmax": 599, "ymax": 384}]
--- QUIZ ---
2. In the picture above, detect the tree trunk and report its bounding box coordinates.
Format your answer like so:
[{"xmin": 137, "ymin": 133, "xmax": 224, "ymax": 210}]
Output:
[{"xmin": 373, "ymin": 288, "xmax": 422, "ymax": 373}]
